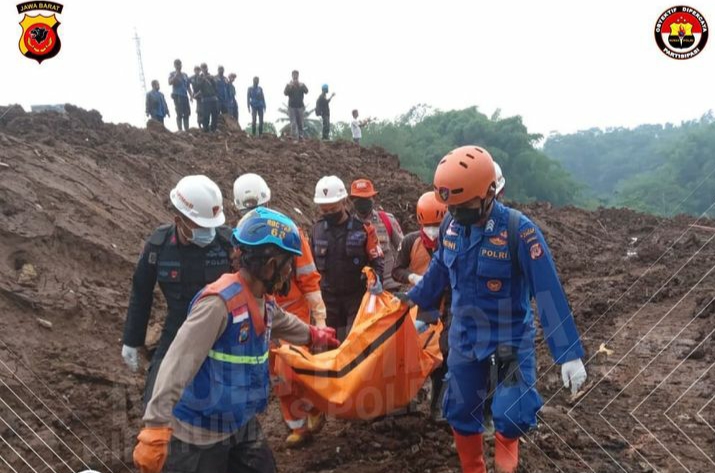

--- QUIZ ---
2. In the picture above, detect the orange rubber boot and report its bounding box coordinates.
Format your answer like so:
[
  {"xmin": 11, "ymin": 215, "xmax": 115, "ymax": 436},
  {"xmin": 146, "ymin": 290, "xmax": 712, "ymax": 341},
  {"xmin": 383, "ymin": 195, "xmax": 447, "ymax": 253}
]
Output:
[
  {"xmin": 452, "ymin": 430, "xmax": 486, "ymax": 473},
  {"xmin": 494, "ymin": 432, "xmax": 519, "ymax": 473}
]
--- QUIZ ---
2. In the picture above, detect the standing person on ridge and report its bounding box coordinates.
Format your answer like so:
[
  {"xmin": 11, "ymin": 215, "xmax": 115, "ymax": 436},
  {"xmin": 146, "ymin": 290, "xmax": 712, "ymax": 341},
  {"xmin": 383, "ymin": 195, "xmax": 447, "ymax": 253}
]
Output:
[
  {"xmin": 145, "ymin": 80, "xmax": 170, "ymax": 125},
  {"xmin": 189, "ymin": 65, "xmax": 203, "ymax": 130},
  {"xmin": 168, "ymin": 59, "xmax": 192, "ymax": 131},
  {"xmin": 247, "ymin": 76, "xmax": 267, "ymax": 136},
  {"xmin": 284, "ymin": 70, "xmax": 309, "ymax": 140},
  {"xmin": 315, "ymin": 84, "xmax": 335, "ymax": 140}
]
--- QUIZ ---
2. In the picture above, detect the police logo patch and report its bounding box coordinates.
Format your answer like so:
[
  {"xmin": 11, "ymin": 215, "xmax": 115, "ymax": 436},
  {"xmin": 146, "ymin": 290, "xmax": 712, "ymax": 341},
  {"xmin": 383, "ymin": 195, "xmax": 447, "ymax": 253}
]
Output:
[
  {"xmin": 530, "ymin": 243, "xmax": 543, "ymax": 260},
  {"xmin": 238, "ymin": 321, "xmax": 250, "ymax": 343},
  {"xmin": 438, "ymin": 187, "xmax": 450, "ymax": 202},
  {"xmin": 489, "ymin": 236, "xmax": 507, "ymax": 246},
  {"xmin": 487, "ymin": 280, "xmax": 502, "ymax": 292}
]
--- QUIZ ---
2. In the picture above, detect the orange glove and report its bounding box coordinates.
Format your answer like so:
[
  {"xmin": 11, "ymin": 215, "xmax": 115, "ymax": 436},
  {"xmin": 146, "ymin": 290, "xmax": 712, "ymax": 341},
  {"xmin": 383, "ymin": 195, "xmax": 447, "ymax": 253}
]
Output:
[{"xmin": 133, "ymin": 426, "xmax": 173, "ymax": 473}]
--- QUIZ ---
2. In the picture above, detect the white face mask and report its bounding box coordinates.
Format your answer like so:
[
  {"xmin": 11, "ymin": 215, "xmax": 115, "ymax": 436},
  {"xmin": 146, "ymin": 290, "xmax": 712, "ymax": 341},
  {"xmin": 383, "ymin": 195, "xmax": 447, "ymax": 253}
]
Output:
[{"xmin": 423, "ymin": 226, "xmax": 440, "ymax": 241}]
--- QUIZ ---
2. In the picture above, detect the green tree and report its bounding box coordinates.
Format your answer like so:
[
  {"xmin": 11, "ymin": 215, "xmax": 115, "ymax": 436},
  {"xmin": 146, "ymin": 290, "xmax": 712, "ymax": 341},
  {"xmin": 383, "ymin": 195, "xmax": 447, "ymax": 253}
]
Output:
[
  {"xmin": 275, "ymin": 103, "xmax": 322, "ymax": 138},
  {"xmin": 349, "ymin": 105, "xmax": 582, "ymax": 206}
]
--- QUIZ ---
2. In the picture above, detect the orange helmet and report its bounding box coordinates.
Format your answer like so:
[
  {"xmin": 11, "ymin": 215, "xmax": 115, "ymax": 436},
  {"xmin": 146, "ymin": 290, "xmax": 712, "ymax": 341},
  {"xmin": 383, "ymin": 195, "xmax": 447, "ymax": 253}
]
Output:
[
  {"xmin": 350, "ymin": 178, "xmax": 378, "ymax": 198},
  {"xmin": 416, "ymin": 191, "xmax": 447, "ymax": 226},
  {"xmin": 433, "ymin": 145, "xmax": 496, "ymax": 205}
]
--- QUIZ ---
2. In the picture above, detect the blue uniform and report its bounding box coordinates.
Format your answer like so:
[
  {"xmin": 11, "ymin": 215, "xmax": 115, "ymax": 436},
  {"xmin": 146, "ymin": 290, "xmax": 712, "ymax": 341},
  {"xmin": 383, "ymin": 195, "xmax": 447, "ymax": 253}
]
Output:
[
  {"xmin": 408, "ymin": 201, "xmax": 584, "ymax": 438},
  {"xmin": 174, "ymin": 276, "xmax": 272, "ymax": 433}
]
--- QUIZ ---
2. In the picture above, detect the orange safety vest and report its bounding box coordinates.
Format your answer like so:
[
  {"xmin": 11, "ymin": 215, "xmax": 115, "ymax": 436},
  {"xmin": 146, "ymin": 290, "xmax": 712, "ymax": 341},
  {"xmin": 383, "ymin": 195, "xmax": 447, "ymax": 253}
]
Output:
[
  {"xmin": 275, "ymin": 228, "xmax": 320, "ymax": 323},
  {"xmin": 409, "ymin": 237, "xmax": 432, "ymax": 276}
]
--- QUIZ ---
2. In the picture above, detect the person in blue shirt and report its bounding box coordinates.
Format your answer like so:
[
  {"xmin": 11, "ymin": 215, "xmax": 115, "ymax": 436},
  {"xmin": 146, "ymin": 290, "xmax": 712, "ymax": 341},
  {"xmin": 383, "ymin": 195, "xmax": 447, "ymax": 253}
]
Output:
[
  {"xmin": 215, "ymin": 65, "xmax": 230, "ymax": 115},
  {"xmin": 247, "ymin": 76, "xmax": 266, "ymax": 136},
  {"xmin": 227, "ymin": 73, "xmax": 239, "ymax": 121},
  {"xmin": 168, "ymin": 59, "xmax": 192, "ymax": 131},
  {"xmin": 398, "ymin": 145, "xmax": 588, "ymax": 473},
  {"xmin": 145, "ymin": 80, "xmax": 169, "ymax": 125}
]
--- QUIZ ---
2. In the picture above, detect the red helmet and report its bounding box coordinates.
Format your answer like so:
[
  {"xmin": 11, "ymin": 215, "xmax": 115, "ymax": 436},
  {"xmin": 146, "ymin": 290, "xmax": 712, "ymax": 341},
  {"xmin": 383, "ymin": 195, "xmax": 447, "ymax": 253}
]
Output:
[
  {"xmin": 433, "ymin": 146, "xmax": 496, "ymax": 205},
  {"xmin": 416, "ymin": 191, "xmax": 447, "ymax": 226}
]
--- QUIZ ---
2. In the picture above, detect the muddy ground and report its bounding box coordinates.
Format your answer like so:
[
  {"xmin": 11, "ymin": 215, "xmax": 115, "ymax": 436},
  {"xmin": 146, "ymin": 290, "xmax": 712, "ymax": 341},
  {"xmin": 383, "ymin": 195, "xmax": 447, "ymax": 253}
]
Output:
[{"xmin": 0, "ymin": 106, "xmax": 713, "ymax": 473}]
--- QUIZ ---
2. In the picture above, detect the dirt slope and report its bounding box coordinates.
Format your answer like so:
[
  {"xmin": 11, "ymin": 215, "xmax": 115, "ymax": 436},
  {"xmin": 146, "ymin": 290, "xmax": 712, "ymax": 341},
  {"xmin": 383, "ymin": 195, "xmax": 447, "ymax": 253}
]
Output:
[{"xmin": 0, "ymin": 106, "xmax": 712, "ymax": 473}]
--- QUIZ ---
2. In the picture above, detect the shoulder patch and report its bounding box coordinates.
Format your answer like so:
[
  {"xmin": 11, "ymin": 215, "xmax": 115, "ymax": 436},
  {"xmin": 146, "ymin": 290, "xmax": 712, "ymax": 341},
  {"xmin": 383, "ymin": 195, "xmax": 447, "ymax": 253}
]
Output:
[
  {"xmin": 529, "ymin": 242, "xmax": 544, "ymax": 260},
  {"xmin": 519, "ymin": 227, "xmax": 536, "ymax": 240},
  {"xmin": 149, "ymin": 224, "xmax": 173, "ymax": 246}
]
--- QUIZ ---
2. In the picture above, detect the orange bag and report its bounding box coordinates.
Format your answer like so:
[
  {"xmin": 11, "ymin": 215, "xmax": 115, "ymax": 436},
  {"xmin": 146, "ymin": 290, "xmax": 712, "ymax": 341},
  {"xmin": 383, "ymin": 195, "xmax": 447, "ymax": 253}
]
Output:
[{"xmin": 271, "ymin": 268, "xmax": 443, "ymax": 420}]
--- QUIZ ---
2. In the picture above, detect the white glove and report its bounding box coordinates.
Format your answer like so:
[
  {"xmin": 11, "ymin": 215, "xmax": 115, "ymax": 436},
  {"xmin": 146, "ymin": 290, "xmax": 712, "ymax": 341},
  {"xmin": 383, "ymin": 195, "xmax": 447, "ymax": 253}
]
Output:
[
  {"xmin": 305, "ymin": 291, "xmax": 327, "ymax": 328},
  {"xmin": 121, "ymin": 345, "xmax": 139, "ymax": 372},
  {"xmin": 407, "ymin": 273, "xmax": 423, "ymax": 286},
  {"xmin": 561, "ymin": 358, "xmax": 587, "ymax": 394}
]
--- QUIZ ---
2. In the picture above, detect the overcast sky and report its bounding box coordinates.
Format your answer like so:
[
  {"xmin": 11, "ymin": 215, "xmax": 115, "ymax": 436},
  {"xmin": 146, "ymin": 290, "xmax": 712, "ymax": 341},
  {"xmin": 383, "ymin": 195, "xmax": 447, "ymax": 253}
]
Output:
[{"xmin": 1, "ymin": 1, "xmax": 713, "ymax": 136}]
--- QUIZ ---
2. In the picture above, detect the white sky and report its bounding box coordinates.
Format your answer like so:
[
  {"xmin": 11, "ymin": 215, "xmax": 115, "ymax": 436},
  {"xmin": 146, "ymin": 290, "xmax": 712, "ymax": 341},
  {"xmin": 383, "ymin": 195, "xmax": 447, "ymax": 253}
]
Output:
[{"xmin": 1, "ymin": 1, "xmax": 714, "ymax": 136}]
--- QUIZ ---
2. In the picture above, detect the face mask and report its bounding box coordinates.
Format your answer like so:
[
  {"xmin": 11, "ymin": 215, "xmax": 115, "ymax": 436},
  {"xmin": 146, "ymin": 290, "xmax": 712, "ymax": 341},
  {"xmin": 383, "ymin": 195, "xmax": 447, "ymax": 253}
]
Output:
[
  {"xmin": 353, "ymin": 199, "xmax": 373, "ymax": 216},
  {"xmin": 449, "ymin": 206, "xmax": 483, "ymax": 226},
  {"xmin": 323, "ymin": 210, "xmax": 344, "ymax": 226},
  {"xmin": 422, "ymin": 226, "xmax": 440, "ymax": 241},
  {"xmin": 263, "ymin": 256, "xmax": 292, "ymax": 296},
  {"xmin": 189, "ymin": 227, "xmax": 216, "ymax": 247}
]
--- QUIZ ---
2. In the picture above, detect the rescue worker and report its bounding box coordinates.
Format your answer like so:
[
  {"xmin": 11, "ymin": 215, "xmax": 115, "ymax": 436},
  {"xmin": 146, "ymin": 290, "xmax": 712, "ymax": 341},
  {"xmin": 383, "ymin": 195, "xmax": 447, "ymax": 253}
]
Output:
[
  {"xmin": 121, "ymin": 175, "xmax": 233, "ymax": 406},
  {"xmin": 145, "ymin": 80, "xmax": 169, "ymax": 125},
  {"xmin": 215, "ymin": 65, "xmax": 230, "ymax": 115},
  {"xmin": 311, "ymin": 175, "xmax": 385, "ymax": 341},
  {"xmin": 350, "ymin": 178, "xmax": 404, "ymax": 292},
  {"xmin": 399, "ymin": 146, "xmax": 587, "ymax": 473},
  {"xmin": 227, "ymin": 73, "xmax": 239, "ymax": 121},
  {"xmin": 494, "ymin": 161, "xmax": 506, "ymax": 200},
  {"xmin": 197, "ymin": 63, "xmax": 219, "ymax": 132},
  {"xmin": 233, "ymin": 172, "xmax": 328, "ymax": 447},
  {"xmin": 168, "ymin": 58, "xmax": 192, "ymax": 131},
  {"xmin": 133, "ymin": 207, "xmax": 340, "ymax": 473},
  {"xmin": 392, "ymin": 191, "xmax": 449, "ymax": 421},
  {"xmin": 189, "ymin": 66, "xmax": 203, "ymax": 129}
]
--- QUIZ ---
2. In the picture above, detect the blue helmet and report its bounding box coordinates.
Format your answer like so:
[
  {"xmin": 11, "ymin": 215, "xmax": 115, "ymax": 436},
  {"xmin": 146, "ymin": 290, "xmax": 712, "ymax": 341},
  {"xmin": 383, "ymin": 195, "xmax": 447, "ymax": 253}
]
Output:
[
  {"xmin": 231, "ymin": 207, "xmax": 302, "ymax": 256},
  {"xmin": 322, "ymin": 84, "xmax": 329, "ymax": 91}
]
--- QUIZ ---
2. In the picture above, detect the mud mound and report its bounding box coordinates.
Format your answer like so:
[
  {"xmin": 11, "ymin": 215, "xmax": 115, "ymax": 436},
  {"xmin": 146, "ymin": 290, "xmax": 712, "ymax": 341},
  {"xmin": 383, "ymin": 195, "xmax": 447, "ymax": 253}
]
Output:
[{"xmin": 1, "ymin": 106, "xmax": 713, "ymax": 473}]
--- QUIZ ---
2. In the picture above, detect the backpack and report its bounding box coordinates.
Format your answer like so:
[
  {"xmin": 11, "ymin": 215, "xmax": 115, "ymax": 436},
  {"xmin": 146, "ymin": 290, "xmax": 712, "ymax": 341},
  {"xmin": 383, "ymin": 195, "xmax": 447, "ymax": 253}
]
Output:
[{"xmin": 377, "ymin": 211, "xmax": 393, "ymax": 240}]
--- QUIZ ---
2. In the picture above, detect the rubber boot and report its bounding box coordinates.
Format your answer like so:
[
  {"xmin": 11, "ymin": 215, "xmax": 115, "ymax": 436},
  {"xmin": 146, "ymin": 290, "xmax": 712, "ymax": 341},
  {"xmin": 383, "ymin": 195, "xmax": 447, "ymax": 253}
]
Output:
[
  {"xmin": 494, "ymin": 432, "xmax": 519, "ymax": 473},
  {"xmin": 307, "ymin": 412, "xmax": 325, "ymax": 434},
  {"xmin": 452, "ymin": 430, "xmax": 486, "ymax": 473},
  {"xmin": 285, "ymin": 428, "xmax": 309, "ymax": 448}
]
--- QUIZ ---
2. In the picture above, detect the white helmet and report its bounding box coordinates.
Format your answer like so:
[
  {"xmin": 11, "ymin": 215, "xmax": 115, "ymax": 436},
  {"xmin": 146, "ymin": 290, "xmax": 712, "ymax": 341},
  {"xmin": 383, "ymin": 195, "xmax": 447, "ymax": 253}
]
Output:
[
  {"xmin": 314, "ymin": 176, "xmax": 348, "ymax": 204},
  {"xmin": 233, "ymin": 173, "xmax": 271, "ymax": 211},
  {"xmin": 169, "ymin": 175, "xmax": 226, "ymax": 227},
  {"xmin": 494, "ymin": 162, "xmax": 506, "ymax": 196}
]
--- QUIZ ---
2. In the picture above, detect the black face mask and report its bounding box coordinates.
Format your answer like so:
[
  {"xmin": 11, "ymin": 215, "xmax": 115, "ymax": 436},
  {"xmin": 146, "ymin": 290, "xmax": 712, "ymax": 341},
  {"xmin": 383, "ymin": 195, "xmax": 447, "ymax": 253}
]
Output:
[
  {"xmin": 353, "ymin": 198, "xmax": 373, "ymax": 216},
  {"xmin": 323, "ymin": 210, "xmax": 344, "ymax": 226},
  {"xmin": 449, "ymin": 204, "xmax": 486, "ymax": 226},
  {"xmin": 263, "ymin": 256, "xmax": 292, "ymax": 296}
]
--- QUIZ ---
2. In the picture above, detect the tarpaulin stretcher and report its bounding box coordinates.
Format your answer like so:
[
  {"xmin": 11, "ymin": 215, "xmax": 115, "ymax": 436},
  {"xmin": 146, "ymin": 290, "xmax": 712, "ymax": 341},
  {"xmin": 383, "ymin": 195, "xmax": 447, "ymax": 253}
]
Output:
[{"xmin": 271, "ymin": 269, "xmax": 443, "ymax": 420}]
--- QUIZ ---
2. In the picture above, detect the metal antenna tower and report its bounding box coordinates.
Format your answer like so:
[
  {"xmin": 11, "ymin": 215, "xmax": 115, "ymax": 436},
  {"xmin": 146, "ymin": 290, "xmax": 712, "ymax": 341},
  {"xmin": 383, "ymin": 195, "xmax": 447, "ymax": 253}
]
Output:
[{"xmin": 133, "ymin": 28, "xmax": 147, "ymax": 94}]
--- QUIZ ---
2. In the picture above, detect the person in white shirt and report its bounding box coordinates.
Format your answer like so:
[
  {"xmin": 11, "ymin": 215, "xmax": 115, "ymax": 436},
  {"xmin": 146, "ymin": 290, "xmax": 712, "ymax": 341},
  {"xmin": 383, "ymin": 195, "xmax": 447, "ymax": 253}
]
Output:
[{"xmin": 351, "ymin": 109, "xmax": 366, "ymax": 145}]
